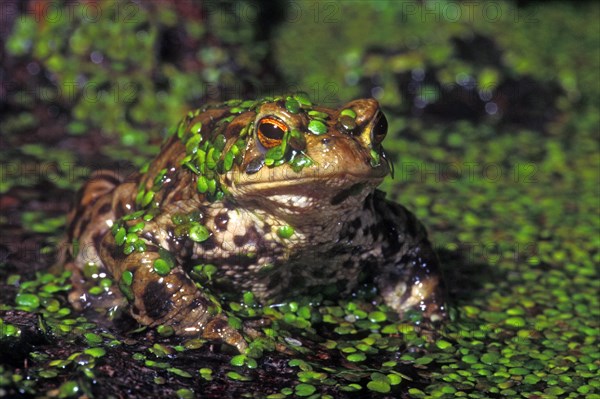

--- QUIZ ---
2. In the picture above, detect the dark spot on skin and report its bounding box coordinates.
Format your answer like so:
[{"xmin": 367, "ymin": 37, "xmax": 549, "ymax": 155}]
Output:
[
  {"xmin": 92, "ymin": 231, "xmax": 105, "ymax": 251},
  {"xmin": 98, "ymin": 202, "xmax": 111, "ymax": 215},
  {"xmin": 215, "ymin": 213, "xmax": 229, "ymax": 231},
  {"xmin": 361, "ymin": 223, "xmax": 380, "ymax": 240},
  {"xmin": 363, "ymin": 254, "xmax": 379, "ymax": 269},
  {"xmin": 362, "ymin": 226, "xmax": 371, "ymax": 238},
  {"xmin": 369, "ymin": 223, "xmax": 381, "ymax": 241},
  {"xmin": 330, "ymin": 183, "xmax": 366, "ymax": 206},
  {"xmin": 201, "ymin": 236, "xmax": 217, "ymax": 250},
  {"xmin": 350, "ymin": 218, "xmax": 362, "ymax": 231},
  {"xmin": 329, "ymin": 243, "xmax": 355, "ymax": 256},
  {"xmin": 382, "ymin": 218, "xmax": 401, "ymax": 258},
  {"xmin": 115, "ymin": 201, "xmax": 129, "ymax": 219},
  {"xmin": 174, "ymin": 238, "xmax": 195, "ymax": 259},
  {"xmin": 167, "ymin": 228, "xmax": 188, "ymax": 252},
  {"xmin": 321, "ymin": 138, "xmax": 331, "ymax": 145},
  {"xmin": 143, "ymin": 245, "xmax": 159, "ymax": 253},
  {"xmin": 358, "ymin": 255, "xmax": 380, "ymax": 285},
  {"xmin": 341, "ymin": 217, "xmax": 362, "ymax": 241},
  {"xmin": 345, "ymin": 229, "xmax": 357, "ymax": 241},
  {"xmin": 142, "ymin": 280, "xmax": 173, "ymax": 320},
  {"xmin": 102, "ymin": 241, "xmax": 117, "ymax": 260},
  {"xmin": 219, "ymin": 253, "xmax": 259, "ymax": 268},
  {"xmin": 105, "ymin": 241, "xmax": 128, "ymax": 262},
  {"xmin": 233, "ymin": 235, "xmax": 247, "ymax": 247},
  {"xmin": 233, "ymin": 226, "xmax": 260, "ymax": 247}
]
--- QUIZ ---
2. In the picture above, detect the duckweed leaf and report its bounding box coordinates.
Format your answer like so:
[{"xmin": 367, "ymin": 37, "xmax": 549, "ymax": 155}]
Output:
[
  {"xmin": 308, "ymin": 120, "xmax": 327, "ymax": 135},
  {"xmin": 294, "ymin": 383, "xmax": 316, "ymax": 397},
  {"xmin": 189, "ymin": 224, "xmax": 210, "ymax": 242}
]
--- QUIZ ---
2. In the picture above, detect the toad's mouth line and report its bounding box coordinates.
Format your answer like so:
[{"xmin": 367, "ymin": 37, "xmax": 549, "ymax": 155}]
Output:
[{"xmin": 233, "ymin": 173, "xmax": 385, "ymax": 193}]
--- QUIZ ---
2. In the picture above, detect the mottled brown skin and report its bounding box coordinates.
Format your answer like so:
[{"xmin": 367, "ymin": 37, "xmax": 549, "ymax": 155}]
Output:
[{"xmin": 64, "ymin": 98, "xmax": 445, "ymax": 352}]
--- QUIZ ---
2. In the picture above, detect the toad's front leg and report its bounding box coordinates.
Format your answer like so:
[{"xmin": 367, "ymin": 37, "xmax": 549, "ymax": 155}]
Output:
[
  {"xmin": 374, "ymin": 201, "xmax": 446, "ymax": 322},
  {"xmin": 377, "ymin": 242, "xmax": 446, "ymax": 322},
  {"xmin": 100, "ymin": 229, "xmax": 248, "ymax": 352}
]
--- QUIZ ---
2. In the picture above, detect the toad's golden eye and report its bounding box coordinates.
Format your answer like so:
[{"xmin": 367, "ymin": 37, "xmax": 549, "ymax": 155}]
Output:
[
  {"xmin": 371, "ymin": 112, "xmax": 388, "ymax": 145},
  {"xmin": 257, "ymin": 117, "xmax": 288, "ymax": 149}
]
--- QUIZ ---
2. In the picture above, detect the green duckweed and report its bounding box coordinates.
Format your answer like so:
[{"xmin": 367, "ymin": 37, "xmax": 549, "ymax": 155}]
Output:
[{"xmin": 307, "ymin": 120, "xmax": 327, "ymax": 135}]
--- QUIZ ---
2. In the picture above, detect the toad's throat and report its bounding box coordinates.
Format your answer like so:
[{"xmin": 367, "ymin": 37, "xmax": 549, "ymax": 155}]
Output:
[{"xmin": 231, "ymin": 181, "xmax": 380, "ymax": 223}]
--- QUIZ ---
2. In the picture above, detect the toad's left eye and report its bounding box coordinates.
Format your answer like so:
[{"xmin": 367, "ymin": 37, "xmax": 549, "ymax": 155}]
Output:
[
  {"xmin": 257, "ymin": 117, "xmax": 288, "ymax": 149},
  {"xmin": 371, "ymin": 112, "xmax": 388, "ymax": 145}
]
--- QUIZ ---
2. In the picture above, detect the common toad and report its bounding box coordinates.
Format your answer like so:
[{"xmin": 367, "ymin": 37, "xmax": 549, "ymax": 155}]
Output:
[{"xmin": 64, "ymin": 95, "xmax": 445, "ymax": 352}]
